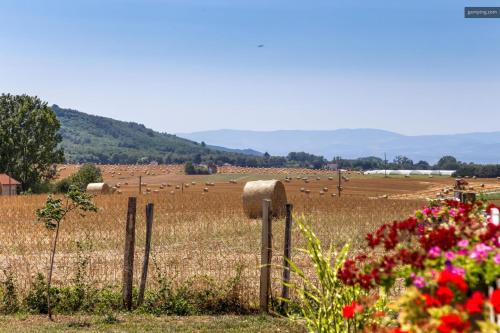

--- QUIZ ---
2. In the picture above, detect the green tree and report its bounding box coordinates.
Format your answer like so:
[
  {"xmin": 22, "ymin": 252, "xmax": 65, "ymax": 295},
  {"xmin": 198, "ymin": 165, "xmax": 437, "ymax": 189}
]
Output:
[
  {"xmin": 70, "ymin": 163, "xmax": 103, "ymax": 190},
  {"xmin": 184, "ymin": 161, "xmax": 196, "ymax": 175},
  {"xmin": 36, "ymin": 186, "xmax": 97, "ymax": 320},
  {"xmin": 0, "ymin": 94, "xmax": 64, "ymax": 190},
  {"xmin": 435, "ymin": 155, "xmax": 460, "ymax": 170}
]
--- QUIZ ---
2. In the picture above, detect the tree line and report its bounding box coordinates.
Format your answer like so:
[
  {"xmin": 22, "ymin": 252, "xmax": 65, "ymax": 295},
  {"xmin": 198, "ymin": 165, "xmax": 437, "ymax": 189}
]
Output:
[{"xmin": 3, "ymin": 94, "xmax": 500, "ymax": 193}]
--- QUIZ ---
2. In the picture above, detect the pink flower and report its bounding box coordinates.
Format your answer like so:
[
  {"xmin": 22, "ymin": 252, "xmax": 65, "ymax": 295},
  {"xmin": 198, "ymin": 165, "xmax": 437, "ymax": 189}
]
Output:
[
  {"xmin": 428, "ymin": 246, "xmax": 441, "ymax": 258},
  {"xmin": 451, "ymin": 266, "xmax": 465, "ymax": 277},
  {"xmin": 445, "ymin": 251, "xmax": 455, "ymax": 261},
  {"xmin": 457, "ymin": 239, "xmax": 469, "ymax": 248},
  {"xmin": 494, "ymin": 252, "xmax": 500, "ymax": 265},
  {"xmin": 449, "ymin": 209, "xmax": 458, "ymax": 217},
  {"xmin": 457, "ymin": 249, "xmax": 468, "ymax": 256},
  {"xmin": 432, "ymin": 207, "xmax": 440, "ymax": 217},
  {"xmin": 413, "ymin": 275, "xmax": 426, "ymax": 289},
  {"xmin": 469, "ymin": 243, "xmax": 493, "ymax": 262},
  {"xmin": 423, "ymin": 207, "xmax": 431, "ymax": 215}
]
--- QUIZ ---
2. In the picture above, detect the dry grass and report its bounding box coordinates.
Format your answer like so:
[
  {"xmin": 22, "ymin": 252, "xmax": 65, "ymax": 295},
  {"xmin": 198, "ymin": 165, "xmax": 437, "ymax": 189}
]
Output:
[
  {"xmin": 9, "ymin": 165, "xmax": 497, "ymax": 308},
  {"xmin": 0, "ymin": 186, "xmax": 424, "ymax": 308}
]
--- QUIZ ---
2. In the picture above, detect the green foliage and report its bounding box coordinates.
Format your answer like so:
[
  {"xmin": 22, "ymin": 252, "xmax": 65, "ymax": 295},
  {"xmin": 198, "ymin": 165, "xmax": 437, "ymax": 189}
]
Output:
[
  {"xmin": 455, "ymin": 163, "xmax": 500, "ymax": 177},
  {"xmin": 184, "ymin": 162, "xmax": 210, "ymax": 175},
  {"xmin": 36, "ymin": 186, "xmax": 97, "ymax": 319},
  {"xmin": 0, "ymin": 94, "xmax": 64, "ymax": 190},
  {"xmin": 0, "ymin": 270, "xmax": 19, "ymax": 314},
  {"xmin": 25, "ymin": 273, "xmax": 51, "ymax": 314},
  {"xmin": 36, "ymin": 186, "xmax": 98, "ymax": 229},
  {"xmin": 285, "ymin": 216, "xmax": 368, "ymax": 333},
  {"xmin": 56, "ymin": 164, "xmax": 103, "ymax": 193},
  {"xmin": 140, "ymin": 259, "xmax": 247, "ymax": 316},
  {"xmin": 287, "ymin": 152, "xmax": 327, "ymax": 169}
]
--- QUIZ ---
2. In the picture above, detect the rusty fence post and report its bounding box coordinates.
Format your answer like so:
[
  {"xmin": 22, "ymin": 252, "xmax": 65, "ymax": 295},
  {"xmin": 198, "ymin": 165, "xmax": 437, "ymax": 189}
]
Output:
[
  {"xmin": 137, "ymin": 202, "xmax": 154, "ymax": 306},
  {"xmin": 122, "ymin": 197, "xmax": 137, "ymax": 310}
]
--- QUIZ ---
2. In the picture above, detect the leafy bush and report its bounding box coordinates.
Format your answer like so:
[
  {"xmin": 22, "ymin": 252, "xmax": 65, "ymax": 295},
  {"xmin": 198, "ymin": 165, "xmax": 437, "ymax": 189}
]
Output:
[
  {"xmin": 56, "ymin": 163, "xmax": 103, "ymax": 193},
  {"xmin": 25, "ymin": 273, "xmax": 53, "ymax": 314},
  {"xmin": 0, "ymin": 270, "xmax": 19, "ymax": 314},
  {"xmin": 184, "ymin": 162, "xmax": 210, "ymax": 175}
]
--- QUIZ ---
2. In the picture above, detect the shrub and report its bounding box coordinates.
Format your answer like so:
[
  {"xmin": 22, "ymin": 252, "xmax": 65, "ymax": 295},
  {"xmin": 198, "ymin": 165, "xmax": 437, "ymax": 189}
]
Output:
[
  {"xmin": 0, "ymin": 270, "xmax": 19, "ymax": 314},
  {"xmin": 56, "ymin": 163, "xmax": 103, "ymax": 193}
]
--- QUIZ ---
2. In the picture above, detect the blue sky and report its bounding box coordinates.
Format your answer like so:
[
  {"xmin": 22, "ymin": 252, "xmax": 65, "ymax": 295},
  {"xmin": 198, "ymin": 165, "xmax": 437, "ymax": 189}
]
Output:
[{"xmin": 1, "ymin": 0, "xmax": 500, "ymax": 135}]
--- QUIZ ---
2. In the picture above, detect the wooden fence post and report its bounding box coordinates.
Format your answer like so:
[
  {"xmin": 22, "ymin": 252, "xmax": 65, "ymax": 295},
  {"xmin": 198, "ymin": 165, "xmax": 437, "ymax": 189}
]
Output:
[
  {"xmin": 260, "ymin": 199, "xmax": 272, "ymax": 313},
  {"xmin": 122, "ymin": 197, "xmax": 137, "ymax": 310},
  {"xmin": 139, "ymin": 176, "xmax": 142, "ymax": 194},
  {"xmin": 137, "ymin": 202, "xmax": 154, "ymax": 306},
  {"xmin": 281, "ymin": 203, "xmax": 293, "ymax": 309}
]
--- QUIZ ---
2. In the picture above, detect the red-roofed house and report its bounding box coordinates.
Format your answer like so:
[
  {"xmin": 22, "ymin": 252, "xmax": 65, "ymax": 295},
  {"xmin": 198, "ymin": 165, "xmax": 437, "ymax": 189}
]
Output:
[{"xmin": 0, "ymin": 174, "xmax": 21, "ymax": 196}]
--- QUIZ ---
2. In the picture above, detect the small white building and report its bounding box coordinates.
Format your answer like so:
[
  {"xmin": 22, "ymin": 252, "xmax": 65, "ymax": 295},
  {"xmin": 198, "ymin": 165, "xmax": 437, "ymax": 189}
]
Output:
[{"xmin": 0, "ymin": 174, "xmax": 21, "ymax": 196}]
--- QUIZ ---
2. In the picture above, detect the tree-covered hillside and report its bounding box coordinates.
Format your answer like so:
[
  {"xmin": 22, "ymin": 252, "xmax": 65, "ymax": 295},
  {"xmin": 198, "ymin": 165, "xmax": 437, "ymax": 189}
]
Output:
[
  {"xmin": 55, "ymin": 105, "xmax": 309, "ymax": 167},
  {"xmin": 54, "ymin": 105, "xmax": 270, "ymax": 165}
]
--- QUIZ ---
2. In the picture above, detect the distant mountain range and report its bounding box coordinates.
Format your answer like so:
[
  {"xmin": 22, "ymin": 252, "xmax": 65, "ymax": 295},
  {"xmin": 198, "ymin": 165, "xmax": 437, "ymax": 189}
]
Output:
[{"xmin": 178, "ymin": 129, "xmax": 500, "ymax": 164}]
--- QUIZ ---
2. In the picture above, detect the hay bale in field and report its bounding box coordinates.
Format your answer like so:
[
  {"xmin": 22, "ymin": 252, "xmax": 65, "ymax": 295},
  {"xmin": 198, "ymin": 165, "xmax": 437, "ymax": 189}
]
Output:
[
  {"xmin": 242, "ymin": 180, "xmax": 287, "ymax": 218},
  {"xmin": 323, "ymin": 187, "xmax": 328, "ymax": 192},
  {"xmin": 203, "ymin": 187, "xmax": 209, "ymax": 192},
  {"xmin": 86, "ymin": 183, "xmax": 111, "ymax": 194},
  {"xmin": 328, "ymin": 177, "xmax": 333, "ymax": 180}
]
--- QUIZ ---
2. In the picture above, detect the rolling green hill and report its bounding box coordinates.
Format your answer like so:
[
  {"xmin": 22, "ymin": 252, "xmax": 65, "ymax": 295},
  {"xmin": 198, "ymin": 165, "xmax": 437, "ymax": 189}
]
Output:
[{"xmin": 53, "ymin": 105, "xmax": 266, "ymax": 165}]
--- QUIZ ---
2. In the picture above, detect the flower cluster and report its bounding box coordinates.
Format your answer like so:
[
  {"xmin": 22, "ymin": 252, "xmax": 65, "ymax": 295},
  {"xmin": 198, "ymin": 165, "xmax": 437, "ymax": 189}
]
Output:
[{"xmin": 338, "ymin": 199, "xmax": 500, "ymax": 331}]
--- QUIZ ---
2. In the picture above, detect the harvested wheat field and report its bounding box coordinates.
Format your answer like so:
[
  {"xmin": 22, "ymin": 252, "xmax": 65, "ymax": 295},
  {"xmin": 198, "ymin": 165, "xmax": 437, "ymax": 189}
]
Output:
[{"xmin": 2, "ymin": 165, "xmax": 500, "ymax": 308}]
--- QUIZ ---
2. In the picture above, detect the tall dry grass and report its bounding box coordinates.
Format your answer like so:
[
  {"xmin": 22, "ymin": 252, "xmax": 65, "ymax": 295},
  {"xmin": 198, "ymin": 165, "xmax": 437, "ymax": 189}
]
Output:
[{"xmin": 0, "ymin": 192, "xmax": 423, "ymax": 307}]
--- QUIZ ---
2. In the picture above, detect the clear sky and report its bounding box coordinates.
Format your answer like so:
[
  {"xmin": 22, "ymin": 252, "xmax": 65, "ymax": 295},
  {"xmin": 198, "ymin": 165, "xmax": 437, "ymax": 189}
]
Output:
[{"xmin": 1, "ymin": 0, "xmax": 500, "ymax": 135}]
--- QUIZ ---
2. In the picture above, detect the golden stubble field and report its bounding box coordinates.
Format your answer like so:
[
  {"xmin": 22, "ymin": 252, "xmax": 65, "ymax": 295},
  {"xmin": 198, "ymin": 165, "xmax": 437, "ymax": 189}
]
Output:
[{"xmin": 2, "ymin": 164, "xmax": 500, "ymax": 307}]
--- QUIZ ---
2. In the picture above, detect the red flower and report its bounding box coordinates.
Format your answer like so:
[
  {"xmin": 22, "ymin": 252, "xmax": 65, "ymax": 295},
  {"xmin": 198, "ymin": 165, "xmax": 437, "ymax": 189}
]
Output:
[
  {"xmin": 436, "ymin": 286, "xmax": 454, "ymax": 305},
  {"xmin": 423, "ymin": 293, "xmax": 441, "ymax": 307},
  {"xmin": 342, "ymin": 302, "xmax": 356, "ymax": 319},
  {"xmin": 392, "ymin": 329, "xmax": 409, "ymax": 333},
  {"xmin": 465, "ymin": 291, "xmax": 484, "ymax": 315},
  {"xmin": 437, "ymin": 314, "xmax": 469, "ymax": 333},
  {"xmin": 490, "ymin": 289, "xmax": 500, "ymax": 313},
  {"xmin": 438, "ymin": 271, "xmax": 468, "ymax": 293},
  {"xmin": 342, "ymin": 301, "xmax": 363, "ymax": 319}
]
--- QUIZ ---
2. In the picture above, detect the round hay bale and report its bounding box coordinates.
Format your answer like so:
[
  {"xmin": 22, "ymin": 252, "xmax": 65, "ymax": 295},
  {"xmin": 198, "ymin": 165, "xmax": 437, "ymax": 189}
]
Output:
[
  {"xmin": 242, "ymin": 180, "xmax": 287, "ymax": 218},
  {"xmin": 86, "ymin": 183, "xmax": 111, "ymax": 194}
]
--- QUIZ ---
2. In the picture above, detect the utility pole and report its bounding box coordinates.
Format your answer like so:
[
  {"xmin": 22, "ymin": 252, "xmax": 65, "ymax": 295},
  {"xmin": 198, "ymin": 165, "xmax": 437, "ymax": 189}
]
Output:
[
  {"xmin": 337, "ymin": 156, "xmax": 342, "ymax": 197},
  {"xmin": 384, "ymin": 153, "xmax": 388, "ymax": 178}
]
